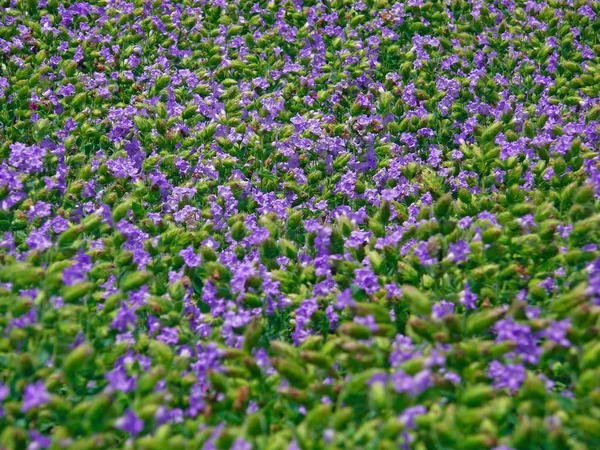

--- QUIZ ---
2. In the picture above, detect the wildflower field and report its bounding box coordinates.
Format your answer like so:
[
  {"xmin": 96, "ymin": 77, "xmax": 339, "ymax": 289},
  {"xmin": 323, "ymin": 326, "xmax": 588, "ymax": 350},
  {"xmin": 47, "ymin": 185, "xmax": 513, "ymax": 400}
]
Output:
[{"xmin": 0, "ymin": 0, "xmax": 599, "ymax": 448}]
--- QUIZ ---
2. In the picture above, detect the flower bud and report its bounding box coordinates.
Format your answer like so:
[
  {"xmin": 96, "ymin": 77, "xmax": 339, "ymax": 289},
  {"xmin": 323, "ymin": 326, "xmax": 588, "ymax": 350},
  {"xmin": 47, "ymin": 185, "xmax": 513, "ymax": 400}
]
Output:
[
  {"xmin": 245, "ymin": 413, "xmax": 264, "ymax": 437},
  {"xmin": 434, "ymin": 193, "xmax": 453, "ymax": 219},
  {"xmin": 120, "ymin": 271, "xmax": 151, "ymax": 291},
  {"xmin": 402, "ymin": 285, "xmax": 432, "ymax": 317},
  {"xmin": 62, "ymin": 282, "xmax": 94, "ymax": 303},
  {"xmin": 149, "ymin": 340, "xmax": 173, "ymax": 366},
  {"xmin": 305, "ymin": 404, "xmax": 332, "ymax": 430},
  {"xmin": 339, "ymin": 323, "xmax": 371, "ymax": 340},
  {"xmin": 466, "ymin": 307, "xmax": 506, "ymax": 335},
  {"xmin": 460, "ymin": 384, "xmax": 495, "ymax": 406},
  {"xmin": 63, "ymin": 344, "xmax": 93, "ymax": 378},
  {"xmin": 242, "ymin": 318, "xmax": 263, "ymax": 354},
  {"xmin": 155, "ymin": 75, "xmax": 171, "ymax": 92},
  {"xmin": 481, "ymin": 122, "xmax": 502, "ymax": 144},
  {"xmin": 271, "ymin": 358, "xmax": 307, "ymax": 388}
]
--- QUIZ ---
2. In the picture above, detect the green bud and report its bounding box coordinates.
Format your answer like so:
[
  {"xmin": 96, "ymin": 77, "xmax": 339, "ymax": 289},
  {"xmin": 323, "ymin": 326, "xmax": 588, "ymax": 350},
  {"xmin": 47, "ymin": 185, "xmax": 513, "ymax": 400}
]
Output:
[
  {"xmin": 461, "ymin": 435, "xmax": 495, "ymax": 450},
  {"xmin": 379, "ymin": 200, "xmax": 391, "ymax": 224},
  {"xmin": 208, "ymin": 54, "xmax": 223, "ymax": 69},
  {"xmin": 113, "ymin": 200, "xmax": 133, "ymax": 223},
  {"xmin": 138, "ymin": 367, "xmax": 166, "ymax": 394},
  {"xmin": 208, "ymin": 370, "xmax": 228, "ymax": 393},
  {"xmin": 86, "ymin": 395, "xmax": 111, "ymax": 425},
  {"xmin": 1, "ymin": 427, "xmax": 27, "ymax": 449},
  {"xmin": 277, "ymin": 387, "xmax": 311, "ymax": 406},
  {"xmin": 407, "ymin": 316, "xmax": 436, "ymax": 340},
  {"xmin": 460, "ymin": 384, "xmax": 495, "ymax": 406},
  {"xmin": 149, "ymin": 340, "xmax": 173, "ymax": 366},
  {"xmin": 168, "ymin": 280, "xmax": 186, "ymax": 302},
  {"xmin": 339, "ymin": 322, "xmax": 372, "ymax": 340},
  {"xmin": 63, "ymin": 344, "xmax": 93, "ymax": 377},
  {"xmin": 333, "ymin": 407, "xmax": 353, "ymax": 431},
  {"xmin": 402, "ymin": 285, "xmax": 432, "ymax": 316},
  {"xmin": 45, "ymin": 261, "xmax": 72, "ymax": 290},
  {"xmin": 458, "ymin": 188, "xmax": 472, "ymax": 204},
  {"xmin": 305, "ymin": 404, "xmax": 332, "ymax": 430},
  {"xmin": 581, "ymin": 341, "xmax": 600, "ymax": 370},
  {"xmin": 574, "ymin": 416, "xmax": 600, "ymax": 439},
  {"xmin": 182, "ymin": 103, "xmax": 197, "ymax": 120},
  {"xmin": 511, "ymin": 202, "xmax": 536, "ymax": 217},
  {"xmin": 368, "ymin": 218, "xmax": 385, "ymax": 238},
  {"xmin": 279, "ymin": 239, "xmax": 298, "ymax": 259},
  {"xmin": 81, "ymin": 214, "xmax": 102, "ymax": 232},
  {"xmin": 120, "ymin": 271, "xmax": 151, "ymax": 291},
  {"xmin": 115, "ymin": 251, "xmax": 134, "ymax": 267},
  {"xmin": 242, "ymin": 318, "xmax": 263, "ymax": 354},
  {"xmin": 200, "ymin": 245, "xmax": 217, "ymax": 261},
  {"xmin": 299, "ymin": 350, "xmax": 332, "ymax": 371},
  {"xmin": 155, "ymin": 75, "xmax": 171, "ymax": 91},
  {"xmin": 562, "ymin": 61, "xmax": 581, "ymax": 74},
  {"xmin": 243, "ymin": 357, "xmax": 262, "ymax": 379},
  {"xmin": 333, "ymin": 153, "xmax": 352, "ymax": 170},
  {"xmin": 550, "ymin": 283, "xmax": 587, "ymax": 317},
  {"xmin": 482, "ymin": 226, "xmax": 503, "ymax": 243},
  {"xmin": 465, "ymin": 307, "xmax": 506, "ymax": 335},
  {"xmin": 0, "ymin": 264, "xmax": 45, "ymax": 289},
  {"xmin": 400, "ymin": 356, "xmax": 427, "ymax": 376},
  {"xmin": 355, "ymin": 303, "xmax": 391, "ymax": 323},
  {"xmin": 287, "ymin": 210, "xmax": 303, "ymax": 229},
  {"xmin": 272, "ymin": 358, "xmax": 307, "ymax": 388},
  {"xmin": 520, "ymin": 372, "xmax": 547, "ymax": 400},
  {"xmin": 260, "ymin": 237, "xmax": 279, "ymax": 260},
  {"xmin": 245, "ymin": 413, "xmax": 264, "ymax": 437},
  {"xmin": 487, "ymin": 340, "xmax": 517, "ymax": 358},
  {"xmin": 62, "ymin": 282, "xmax": 94, "ymax": 303},
  {"xmin": 231, "ymin": 221, "xmax": 247, "ymax": 242},
  {"xmin": 574, "ymin": 184, "xmax": 595, "ymax": 204},
  {"xmin": 270, "ymin": 341, "xmax": 298, "ymax": 359},
  {"xmin": 434, "ymin": 193, "xmax": 453, "ymax": 219},
  {"xmin": 481, "ymin": 122, "xmax": 502, "ymax": 144}
]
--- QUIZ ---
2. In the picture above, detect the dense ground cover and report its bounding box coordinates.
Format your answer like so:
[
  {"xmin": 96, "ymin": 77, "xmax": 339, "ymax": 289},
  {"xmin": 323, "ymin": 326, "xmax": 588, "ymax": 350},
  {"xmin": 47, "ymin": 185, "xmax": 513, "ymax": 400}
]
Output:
[{"xmin": 0, "ymin": 0, "xmax": 599, "ymax": 448}]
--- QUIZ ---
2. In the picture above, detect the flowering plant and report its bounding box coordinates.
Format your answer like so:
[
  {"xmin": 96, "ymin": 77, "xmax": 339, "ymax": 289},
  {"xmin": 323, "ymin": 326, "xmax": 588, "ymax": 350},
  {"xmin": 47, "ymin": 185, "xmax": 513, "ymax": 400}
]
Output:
[{"xmin": 0, "ymin": 0, "xmax": 599, "ymax": 448}]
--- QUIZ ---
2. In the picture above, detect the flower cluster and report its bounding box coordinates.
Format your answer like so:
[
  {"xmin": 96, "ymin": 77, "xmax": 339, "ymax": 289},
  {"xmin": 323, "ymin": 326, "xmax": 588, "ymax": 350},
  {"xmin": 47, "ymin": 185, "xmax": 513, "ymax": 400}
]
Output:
[{"xmin": 0, "ymin": 0, "xmax": 599, "ymax": 448}]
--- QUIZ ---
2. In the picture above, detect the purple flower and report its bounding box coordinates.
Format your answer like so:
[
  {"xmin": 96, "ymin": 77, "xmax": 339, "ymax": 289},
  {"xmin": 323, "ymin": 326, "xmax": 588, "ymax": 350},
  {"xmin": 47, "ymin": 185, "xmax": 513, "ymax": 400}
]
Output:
[
  {"xmin": 494, "ymin": 318, "xmax": 542, "ymax": 364},
  {"xmin": 448, "ymin": 239, "xmax": 470, "ymax": 263},
  {"xmin": 539, "ymin": 277, "xmax": 555, "ymax": 293},
  {"xmin": 157, "ymin": 327, "xmax": 179, "ymax": 345},
  {"xmin": 432, "ymin": 300, "xmax": 454, "ymax": 319},
  {"xmin": 231, "ymin": 438, "xmax": 252, "ymax": 450},
  {"xmin": 487, "ymin": 361, "xmax": 526, "ymax": 391},
  {"xmin": 399, "ymin": 405, "xmax": 427, "ymax": 429},
  {"xmin": 354, "ymin": 267, "xmax": 380, "ymax": 295},
  {"xmin": 0, "ymin": 383, "xmax": 8, "ymax": 417},
  {"xmin": 180, "ymin": 246, "xmax": 201, "ymax": 267},
  {"xmin": 111, "ymin": 303, "xmax": 137, "ymax": 332},
  {"xmin": 115, "ymin": 409, "xmax": 144, "ymax": 435},
  {"xmin": 28, "ymin": 431, "xmax": 52, "ymax": 450},
  {"xmin": 336, "ymin": 289, "xmax": 355, "ymax": 310},
  {"xmin": 391, "ymin": 369, "xmax": 431, "ymax": 397},
  {"xmin": 354, "ymin": 315, "xmax": 378, "ymax": 332},
  {"xmin": 390, "ymin": 335, "xmax": 416, "ymax": 367},
  {"xmin": 105, "ymin": 366, "xmax": 136, "ymax": 393},
  {"xmin": 542, "ymin": 319, "xmax": 571, "ymax": 347},
  {"xmin": 457, "ymin": 216, "xmax": 473, "ymax": 229},
  {"xmin": 413, "ymin": 241, "xmax": 437, "ymax": 266},
  {"xmin": 460, "ymin": 282, "xmax": 477, "ymax": 310},
  {"xmin": 385, "ymin": 283, "xmax": 402, "ymax": 299},
  {"xmin": 21, "ymin": 381, "xmax": 50, "ymax": 412}
]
